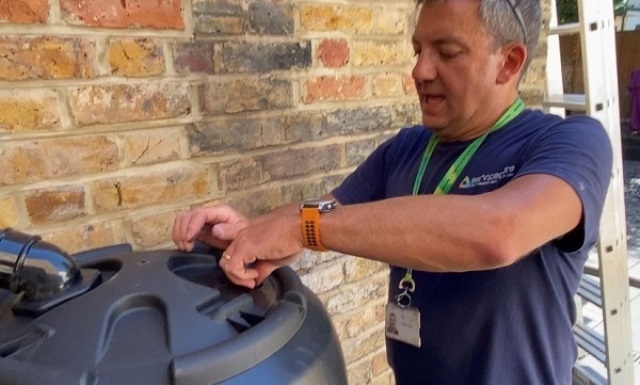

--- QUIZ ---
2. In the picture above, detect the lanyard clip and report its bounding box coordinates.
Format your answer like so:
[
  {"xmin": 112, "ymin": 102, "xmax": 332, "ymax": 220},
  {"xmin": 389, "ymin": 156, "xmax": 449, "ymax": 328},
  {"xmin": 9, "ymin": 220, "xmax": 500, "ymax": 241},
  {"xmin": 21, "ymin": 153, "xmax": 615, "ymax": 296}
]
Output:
[{"xmin": 398, "ymin": 270, "xmax": 415, "ymax": 293}]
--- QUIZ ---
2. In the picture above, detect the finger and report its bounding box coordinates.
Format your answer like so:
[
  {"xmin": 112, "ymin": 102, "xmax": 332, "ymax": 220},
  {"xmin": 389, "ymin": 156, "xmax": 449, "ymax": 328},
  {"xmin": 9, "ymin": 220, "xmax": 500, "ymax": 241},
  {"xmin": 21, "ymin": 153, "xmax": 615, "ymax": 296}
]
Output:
[
  {"xmin": 173, "ymin": 214, "xmax": 193, "ymax": 252},
  {"xmin": 184, "ymin": 211, "xmax": 208, "ymax": 242},
  {"xmin": 172, "ymin": 214, "xmax": 183, "ymax": 247},
  {"xmin": 254, "ymin": 255, "xmax": 299, "ymax": 285},
  {"xmin": 211, "ymin": 222, "xmax": 243, "ymax": 241},
  {"xmin": 219, "ymin": 247, "xmax": 260, "ymax": 286},
  {"xmin": 223, "ymin": 263, "xmax": 258, "ymax": 289}
]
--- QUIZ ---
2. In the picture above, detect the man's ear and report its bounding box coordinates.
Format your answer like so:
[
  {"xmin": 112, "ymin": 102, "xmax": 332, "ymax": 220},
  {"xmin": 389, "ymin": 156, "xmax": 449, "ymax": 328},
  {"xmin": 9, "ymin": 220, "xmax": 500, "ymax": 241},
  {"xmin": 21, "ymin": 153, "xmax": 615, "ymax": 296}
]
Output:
[{"xmin": 496, "ymin": 44, "xmax": 527, "ymax": 84}]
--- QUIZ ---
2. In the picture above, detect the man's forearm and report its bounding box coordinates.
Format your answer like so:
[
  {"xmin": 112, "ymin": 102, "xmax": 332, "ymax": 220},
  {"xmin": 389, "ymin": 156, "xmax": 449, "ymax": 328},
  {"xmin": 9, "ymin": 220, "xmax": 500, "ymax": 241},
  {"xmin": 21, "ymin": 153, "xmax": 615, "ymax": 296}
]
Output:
[
  {"xmin": 318, "ymin": 174, "xmax": 582, "ymax": 272},
  {"xmin": 319, "ymin": 194, "xmax": 506, "ymax": 272}
]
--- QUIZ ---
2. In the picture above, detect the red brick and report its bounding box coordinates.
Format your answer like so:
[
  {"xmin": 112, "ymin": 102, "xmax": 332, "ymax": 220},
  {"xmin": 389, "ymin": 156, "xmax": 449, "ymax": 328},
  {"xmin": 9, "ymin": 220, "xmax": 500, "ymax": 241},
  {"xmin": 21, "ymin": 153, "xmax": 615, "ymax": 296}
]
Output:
[
  {"xmin": 68, "ymin": 82, "xmax": 191, "ymax": 126},
  {"xmin": 40, "ymin": 221, "xmax": 127, "ymax": 254},
  {"xmin": 0, "ymin": 36, "xmax": 96, "ymax": 81},
  {"xmin": 303, "ymin": 75, "xmax": 366, "ymax": 103},
  {"xmin": 108, "ymin": 38, "xmax": 165, "ymax": 77},
  {"xmin": 174, "ymin": 42, "xmax": 215, "ymax": 75},
  {"xmin": 0, "ymin": 91, "xmax": 61, "ymax": 132},
  {"xmin": 60, "ymin": 0, "xmax": 184, "ymax": 30},
  {"xmin": 317, "ymin": 39, "xmax": 349, "ymax": 68},
  {"xmin": 0, "ymin": 136, "xmax": 119, "ymax": 187},
  {"xmin": 24, "ymin": 185, "xmax": 85, "ymax": 225},
  {"xmin": 91, "ymin": 165, "xmax": 210, "ymax": 213},
  {"xmin": 0, "ymin": 0, "xmax": 48, "ymax": 23}
]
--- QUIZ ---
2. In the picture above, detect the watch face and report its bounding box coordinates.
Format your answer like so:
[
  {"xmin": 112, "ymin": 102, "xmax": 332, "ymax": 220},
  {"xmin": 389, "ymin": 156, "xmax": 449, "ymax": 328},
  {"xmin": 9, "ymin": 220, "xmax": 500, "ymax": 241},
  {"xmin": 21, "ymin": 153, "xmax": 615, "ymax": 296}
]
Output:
[{"xmin": 302, "ymin": 198, "xmax": 337, "ymax": 213}]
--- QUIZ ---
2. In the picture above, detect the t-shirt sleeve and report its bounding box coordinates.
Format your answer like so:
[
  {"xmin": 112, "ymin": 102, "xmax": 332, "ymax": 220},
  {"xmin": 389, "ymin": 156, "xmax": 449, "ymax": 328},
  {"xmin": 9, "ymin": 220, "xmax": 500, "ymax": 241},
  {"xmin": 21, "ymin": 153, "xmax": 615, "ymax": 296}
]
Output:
[
  {"xmin": 332, "ymin": 135, "xmax": 396, "ymax": 205},
  {"xmin": 514, "ymin": 115, "xmax": 613, "ymax": 252}
]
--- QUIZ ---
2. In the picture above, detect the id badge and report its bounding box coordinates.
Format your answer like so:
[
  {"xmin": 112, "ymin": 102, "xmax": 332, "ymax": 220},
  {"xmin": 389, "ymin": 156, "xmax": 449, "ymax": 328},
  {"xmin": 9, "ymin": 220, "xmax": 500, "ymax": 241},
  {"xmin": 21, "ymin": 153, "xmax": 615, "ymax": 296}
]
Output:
[{"xmin": 385, "ymin": 302, "xmax": 421, "ymax": 347}]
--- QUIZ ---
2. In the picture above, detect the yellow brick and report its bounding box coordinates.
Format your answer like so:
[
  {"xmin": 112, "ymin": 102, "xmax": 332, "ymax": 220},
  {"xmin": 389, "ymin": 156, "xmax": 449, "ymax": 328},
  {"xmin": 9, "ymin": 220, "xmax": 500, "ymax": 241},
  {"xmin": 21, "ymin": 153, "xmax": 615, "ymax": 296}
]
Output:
[
  {"xmin": 68, "ymin": 82, "xmax": 191, "ymax": 126},
  {"xmin": 353, "ymin": 41, "xmax": 413, "ymax": 67},
  {"xmin": 0, "ymin": 136, "xmax": 119, "ymax": 187},
  {"xmin": 123, "ymin": 129, "xmax": 182, "ymax": 166},
  {"xmin": 373, "ymin": 8, "xmax": 405, "ymax": 34},
  {"xmin": 24, "ymin": 185, "xmax": 85, "ymax": 225},
  {"xmin": 347, "ymin": 359, "xmax": 372, "ymax": 385},
  {"xmin": 300, "ymin": 5, "xmax": 372, "ymax": 34},
  {"xmin": 0, "ymin": 196, "xmax": 18, "ymax": 227},
  {"xmin": 522, "ymin": 57, "xmax": 547, "ymax": 86},
  {"xmin": 108, "ymin": 38, "xmax": 165, "ymax": 78},
  {"xmin": 0, "ymin": 91, "xmax": 60, "ymax": 132},
  {"xmin": 320, "ymin": 274, "xmax": 388, "ymax": 315},
  {"xmin": 345, "ymin": 255, "xmax": 387, "ymax": 282},
  {"xmin": 40, "ymin": 220, "xmax": 127, "ymax": 254},
  {"xmin": 91, "ymin": 165, "xmax": 210, "ymax": 213},
  {"xmin": 371, "ymin": 350, "xmax": 390, "ymax": 377},
  {"xmin": 129, "ymin": 210, "xmax": 177, "ymax": 248},
  {"xmin": 299, "ymin": 261, "xmax": 345, "ymax": 294},
  {"xmin": 0, "ymin": 36, "xmax": 95, "ymax": 80},
  {"xmin": 347, "ymin": 302, "xmax": 385, "ymax": 338},
  {"xmin": 372, "ymin": 73, "xmax": 403, "ymax": 98},
  {"xmin": 341, "ymin": 328, "xmax": 385, "ymax": 366}
]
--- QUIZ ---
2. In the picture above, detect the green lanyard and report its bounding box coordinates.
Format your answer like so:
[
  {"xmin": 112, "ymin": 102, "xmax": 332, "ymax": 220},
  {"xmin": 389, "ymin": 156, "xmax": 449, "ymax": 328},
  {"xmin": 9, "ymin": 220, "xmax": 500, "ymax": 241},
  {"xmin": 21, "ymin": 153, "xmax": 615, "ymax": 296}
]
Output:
[
  {"xmin": 412, "ymin": 98, "xmax": 525, "ymax": 196},
  {"xmin": 398, "ymin": 98, "xmax": 526, "ymax": 303}
]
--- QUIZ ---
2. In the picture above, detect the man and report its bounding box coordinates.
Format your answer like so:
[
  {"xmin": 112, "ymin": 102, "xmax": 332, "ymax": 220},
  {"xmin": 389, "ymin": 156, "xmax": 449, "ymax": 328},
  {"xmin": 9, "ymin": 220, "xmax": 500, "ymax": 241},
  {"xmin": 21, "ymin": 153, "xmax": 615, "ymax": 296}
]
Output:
[
  {"xmin": 386, "ymin": 312, "xmax": 399, "ymax": 336},
  {"xmin": 173, "ymin": 0, "xmax": 613, "ymax": 384}
]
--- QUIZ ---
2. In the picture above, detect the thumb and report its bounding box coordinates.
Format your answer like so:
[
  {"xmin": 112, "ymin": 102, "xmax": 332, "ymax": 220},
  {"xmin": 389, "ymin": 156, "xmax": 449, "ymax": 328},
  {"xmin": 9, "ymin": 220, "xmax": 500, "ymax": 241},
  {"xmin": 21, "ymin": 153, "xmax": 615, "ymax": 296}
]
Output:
[{"xmin": 211, "ymin": 222, "xmax": 243, "ymax": 241}]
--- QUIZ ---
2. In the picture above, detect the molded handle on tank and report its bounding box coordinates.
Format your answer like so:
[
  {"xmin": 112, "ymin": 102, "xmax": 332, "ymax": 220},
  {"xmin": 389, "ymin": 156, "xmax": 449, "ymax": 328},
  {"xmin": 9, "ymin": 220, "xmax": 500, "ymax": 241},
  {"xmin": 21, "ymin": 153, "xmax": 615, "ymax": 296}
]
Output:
[
  {"xmin": 0, "ymin": 228, "xmax": 81, "ymax": 301},
  {"xmin": 172, "ymin": 267, "xmax": 308, "ymax": 385}
]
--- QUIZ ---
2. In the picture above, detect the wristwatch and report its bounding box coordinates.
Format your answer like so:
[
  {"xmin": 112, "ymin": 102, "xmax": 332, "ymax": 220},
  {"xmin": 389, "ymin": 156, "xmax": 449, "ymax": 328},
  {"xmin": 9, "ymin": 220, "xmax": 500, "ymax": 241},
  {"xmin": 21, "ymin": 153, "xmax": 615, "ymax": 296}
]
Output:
[{"xmin": 300, "ymin": 198, "xmax": 337, "ymax": 251}]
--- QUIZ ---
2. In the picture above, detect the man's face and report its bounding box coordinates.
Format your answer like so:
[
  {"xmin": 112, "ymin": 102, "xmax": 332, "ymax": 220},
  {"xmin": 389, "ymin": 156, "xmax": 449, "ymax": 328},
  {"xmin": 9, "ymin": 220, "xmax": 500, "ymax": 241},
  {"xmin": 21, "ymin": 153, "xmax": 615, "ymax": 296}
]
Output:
[
  {"xmin": 412, "ymin": 0, "xmax": 504, "ymax": 137},
  {"xmin": 389, "ymin": 313, "xmax": 396, "ymax": 327}
]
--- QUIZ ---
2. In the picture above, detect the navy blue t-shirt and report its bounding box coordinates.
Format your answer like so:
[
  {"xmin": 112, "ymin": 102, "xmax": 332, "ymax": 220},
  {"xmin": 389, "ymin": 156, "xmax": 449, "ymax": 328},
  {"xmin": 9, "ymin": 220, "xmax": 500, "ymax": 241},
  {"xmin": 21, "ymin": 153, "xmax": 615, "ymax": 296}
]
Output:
[{"xmin": 332, "ymin": 110, "xmax": 612, "ymax": 385}]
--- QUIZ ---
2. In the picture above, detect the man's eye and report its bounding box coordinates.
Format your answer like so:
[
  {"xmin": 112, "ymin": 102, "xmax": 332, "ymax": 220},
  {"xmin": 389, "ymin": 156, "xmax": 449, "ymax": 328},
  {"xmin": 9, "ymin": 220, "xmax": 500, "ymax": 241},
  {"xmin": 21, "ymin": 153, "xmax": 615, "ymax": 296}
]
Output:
[{"xmin": 440, "ymin": 51, "xmax": 460, "ymax": 60}]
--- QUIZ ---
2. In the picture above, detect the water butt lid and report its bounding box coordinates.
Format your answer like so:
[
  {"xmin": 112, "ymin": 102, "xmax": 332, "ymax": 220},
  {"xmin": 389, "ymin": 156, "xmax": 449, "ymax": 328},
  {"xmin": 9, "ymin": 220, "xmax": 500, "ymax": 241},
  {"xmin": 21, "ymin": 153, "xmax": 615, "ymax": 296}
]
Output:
[{"xmin": 0, "ymin": 249, "xmax": 307, "ymax": 385}]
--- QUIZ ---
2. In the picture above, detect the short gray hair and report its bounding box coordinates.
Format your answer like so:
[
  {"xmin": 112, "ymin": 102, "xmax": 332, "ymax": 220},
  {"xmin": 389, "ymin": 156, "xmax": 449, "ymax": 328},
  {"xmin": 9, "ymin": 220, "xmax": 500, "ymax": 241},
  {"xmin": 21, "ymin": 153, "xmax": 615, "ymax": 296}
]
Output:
[{"xmin": 415, "ymin": 0, "xmax": 542, "ymax": 74}]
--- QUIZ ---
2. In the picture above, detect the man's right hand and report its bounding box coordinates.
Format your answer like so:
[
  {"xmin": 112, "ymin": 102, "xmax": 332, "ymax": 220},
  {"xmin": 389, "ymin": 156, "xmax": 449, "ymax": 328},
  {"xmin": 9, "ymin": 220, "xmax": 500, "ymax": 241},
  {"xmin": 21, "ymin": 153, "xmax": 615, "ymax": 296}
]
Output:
[{"xmin": 172, "ymin": 204, "xmax": 250, "ymax": 252}]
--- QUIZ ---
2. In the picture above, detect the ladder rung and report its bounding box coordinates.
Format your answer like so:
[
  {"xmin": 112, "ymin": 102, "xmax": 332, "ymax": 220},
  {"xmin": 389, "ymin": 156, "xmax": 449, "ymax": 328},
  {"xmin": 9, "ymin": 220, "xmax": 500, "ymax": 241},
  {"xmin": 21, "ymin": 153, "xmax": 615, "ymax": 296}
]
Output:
[
  {"xmin": 574, "ymin": 323, "xmax": 607, "ymax": 363},
  {"xmin": 572, "ymin": 364, "xmax": 607, "ymax": 385},
  {"xmin": 584, "ymin": 265, "xmax": 640, "ymax": 289},
  {"xmin": 577, "ymin": 275, "xmax": 602, "ymax": 307},
  {"xmin": 543, "ymin": 94, "xmax": 587, "ymax": 111},
  {"xmin": 549, "ymin": 22, "xmax": 581, "ymax": 36}
]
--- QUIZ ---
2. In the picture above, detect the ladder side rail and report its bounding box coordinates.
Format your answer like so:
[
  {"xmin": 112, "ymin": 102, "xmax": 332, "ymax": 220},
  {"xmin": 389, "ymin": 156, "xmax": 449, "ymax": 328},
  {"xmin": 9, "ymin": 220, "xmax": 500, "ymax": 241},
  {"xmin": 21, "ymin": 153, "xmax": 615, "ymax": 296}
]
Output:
[
  {"xmin": 545, "ymin": 0, "xmax": 567, "ymax": 117},
  {"xmin": 578, "ymin": 0, "xmax": 635, "ymax": 384}
]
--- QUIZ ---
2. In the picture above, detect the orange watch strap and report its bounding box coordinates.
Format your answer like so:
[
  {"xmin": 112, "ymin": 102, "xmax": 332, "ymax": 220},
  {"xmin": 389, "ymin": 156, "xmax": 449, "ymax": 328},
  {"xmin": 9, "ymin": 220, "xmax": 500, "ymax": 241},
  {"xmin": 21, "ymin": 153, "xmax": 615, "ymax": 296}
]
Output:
[{"xmin": 301, "ymin": 207, "xmax": 328, "ymax": 252}]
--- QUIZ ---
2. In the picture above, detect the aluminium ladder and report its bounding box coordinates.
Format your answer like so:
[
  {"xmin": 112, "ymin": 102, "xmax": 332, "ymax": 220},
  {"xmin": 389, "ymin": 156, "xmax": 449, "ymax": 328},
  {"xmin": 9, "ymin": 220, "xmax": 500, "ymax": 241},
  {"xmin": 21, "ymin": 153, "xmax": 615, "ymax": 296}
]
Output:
[{"xmin": 544, "ymin": 1, "xmax": 635, "ymax": 385}]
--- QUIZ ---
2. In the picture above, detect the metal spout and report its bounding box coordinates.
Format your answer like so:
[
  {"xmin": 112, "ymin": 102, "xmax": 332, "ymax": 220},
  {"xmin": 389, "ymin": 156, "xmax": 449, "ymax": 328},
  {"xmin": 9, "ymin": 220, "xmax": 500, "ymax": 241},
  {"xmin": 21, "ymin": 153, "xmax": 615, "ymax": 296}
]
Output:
[{"xmin": 0, "ymin": 228, "xmax": 81, "ymax": 301}]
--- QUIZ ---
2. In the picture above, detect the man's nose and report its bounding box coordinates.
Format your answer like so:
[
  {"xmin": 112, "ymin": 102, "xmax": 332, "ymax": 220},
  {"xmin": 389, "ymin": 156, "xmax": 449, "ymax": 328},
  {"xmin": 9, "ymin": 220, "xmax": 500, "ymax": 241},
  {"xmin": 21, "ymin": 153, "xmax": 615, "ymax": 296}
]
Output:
[{"xmin": 412, "ymin": 52, "xmax": 437, "ymax": 83}]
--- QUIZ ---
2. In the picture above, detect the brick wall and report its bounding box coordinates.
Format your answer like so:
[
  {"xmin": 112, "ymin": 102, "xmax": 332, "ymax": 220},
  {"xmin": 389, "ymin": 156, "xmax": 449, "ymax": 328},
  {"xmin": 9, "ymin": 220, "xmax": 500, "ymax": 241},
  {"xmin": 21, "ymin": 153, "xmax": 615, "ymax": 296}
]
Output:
[{"xmin": 0, "ymin": 1, "xmax": 548, "ymax": 384}]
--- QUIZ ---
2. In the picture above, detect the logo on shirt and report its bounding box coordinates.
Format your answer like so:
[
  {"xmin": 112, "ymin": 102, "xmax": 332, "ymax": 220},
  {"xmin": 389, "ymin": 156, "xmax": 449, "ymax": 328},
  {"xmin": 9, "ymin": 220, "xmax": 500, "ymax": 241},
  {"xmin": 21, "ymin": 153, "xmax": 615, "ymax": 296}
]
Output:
[{"xmin": 459, "ymin": 165, "xmax": 516, "ymax": 189}]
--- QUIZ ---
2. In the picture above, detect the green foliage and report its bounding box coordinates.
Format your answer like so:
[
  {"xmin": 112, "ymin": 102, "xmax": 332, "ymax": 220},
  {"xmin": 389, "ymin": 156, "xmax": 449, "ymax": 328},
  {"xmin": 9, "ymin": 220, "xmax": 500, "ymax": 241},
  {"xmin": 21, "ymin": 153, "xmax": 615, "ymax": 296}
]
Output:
[{"xmin": 556, "ymin": 0, "xmax": 629, "ymax": 23}]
